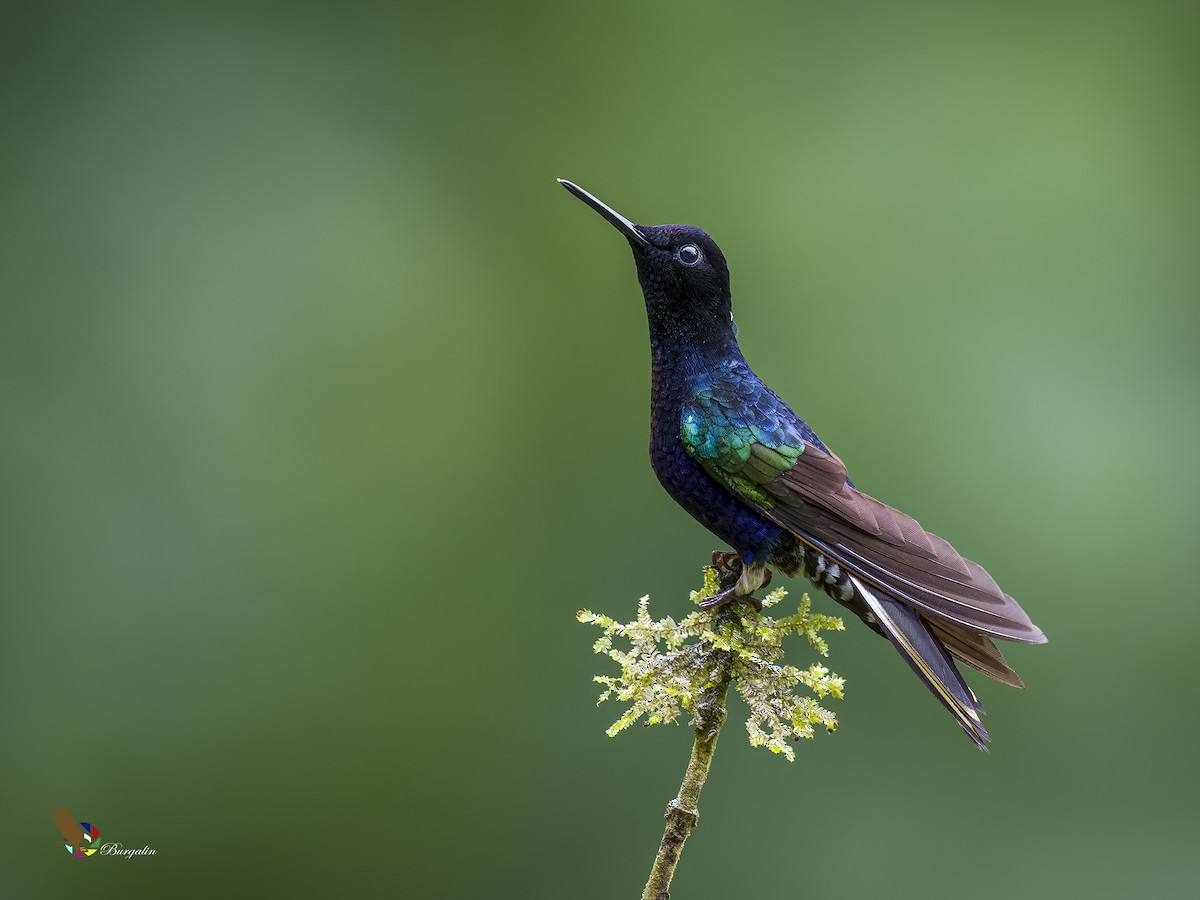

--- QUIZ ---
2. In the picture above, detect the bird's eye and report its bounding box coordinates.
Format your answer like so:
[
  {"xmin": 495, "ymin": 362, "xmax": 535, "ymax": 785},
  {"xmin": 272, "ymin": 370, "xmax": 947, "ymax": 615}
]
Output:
[{"xmin": 677, "ymin": 244, "xmax": 702, "ymax": 266}]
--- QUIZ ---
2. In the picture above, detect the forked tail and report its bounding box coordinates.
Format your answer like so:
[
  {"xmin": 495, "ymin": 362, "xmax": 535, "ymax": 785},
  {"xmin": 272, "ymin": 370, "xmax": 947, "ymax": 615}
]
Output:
[{"xmin": 848, "ymin": 574, "xmax": 990, "ymax": 749}]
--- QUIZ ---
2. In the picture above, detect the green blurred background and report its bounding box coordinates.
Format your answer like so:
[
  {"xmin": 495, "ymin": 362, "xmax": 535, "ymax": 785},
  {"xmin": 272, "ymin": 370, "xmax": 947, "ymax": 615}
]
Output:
[{"xmin": 2, "ymin": 2, "xmax": 1197, "ymax": 897}]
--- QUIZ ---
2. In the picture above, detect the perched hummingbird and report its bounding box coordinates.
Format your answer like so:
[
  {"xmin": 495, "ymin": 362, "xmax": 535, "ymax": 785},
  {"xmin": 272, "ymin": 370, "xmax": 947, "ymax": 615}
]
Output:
[{"xmin": 559, "ymin": 179, "xmax": 1046, "ymax": 749}]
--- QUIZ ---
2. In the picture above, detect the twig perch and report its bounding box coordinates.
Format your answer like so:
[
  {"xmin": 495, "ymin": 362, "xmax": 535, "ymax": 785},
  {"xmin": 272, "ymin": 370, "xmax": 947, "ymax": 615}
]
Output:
[
  {"xmin": 578, "ymin": 565, "xmax": 844, "ymax": 897},
  {"xmin": 643, "ymin": 609, "xmax": 734, "ymax": 900}
]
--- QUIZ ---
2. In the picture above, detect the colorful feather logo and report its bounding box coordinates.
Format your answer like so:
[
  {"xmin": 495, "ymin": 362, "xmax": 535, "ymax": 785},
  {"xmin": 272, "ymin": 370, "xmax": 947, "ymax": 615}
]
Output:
[{"xmin": 51, "ymin": 805, "xmax": 99, "ymax": 857}]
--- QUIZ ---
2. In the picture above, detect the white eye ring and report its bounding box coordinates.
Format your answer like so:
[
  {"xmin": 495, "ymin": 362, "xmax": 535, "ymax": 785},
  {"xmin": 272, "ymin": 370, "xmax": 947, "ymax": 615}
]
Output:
[{"xmin": 677, "ymin": 244, "xmax": 702, "ymax": 266}]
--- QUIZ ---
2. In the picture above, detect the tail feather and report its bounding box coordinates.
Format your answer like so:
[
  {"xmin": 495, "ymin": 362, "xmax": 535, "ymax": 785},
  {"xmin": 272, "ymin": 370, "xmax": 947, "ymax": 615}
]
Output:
[
  {"xmin": 849, "ymin": 574, "xmax": 990, "ymax": 750},
  {"xmin": 927, "ymin": 618, "xmax": 1024, "ymax": 688}
]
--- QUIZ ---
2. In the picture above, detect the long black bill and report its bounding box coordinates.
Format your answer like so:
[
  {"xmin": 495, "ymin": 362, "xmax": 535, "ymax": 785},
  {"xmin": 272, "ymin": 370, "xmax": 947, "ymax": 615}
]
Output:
[{"xmin": 558, "ymin": 179, "xmax": 652, "ymax": 249}]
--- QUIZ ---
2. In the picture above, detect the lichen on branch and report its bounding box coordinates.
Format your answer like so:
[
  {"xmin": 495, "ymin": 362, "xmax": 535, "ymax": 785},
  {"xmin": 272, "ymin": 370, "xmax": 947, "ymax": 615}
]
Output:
[{"xmin": 578, "ymin": 566, "xmax": 845, "ymax": 761}]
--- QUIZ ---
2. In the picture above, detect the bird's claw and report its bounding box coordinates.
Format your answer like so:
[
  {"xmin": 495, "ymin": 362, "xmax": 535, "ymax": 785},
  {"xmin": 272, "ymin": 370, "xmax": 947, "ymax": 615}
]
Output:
[
  {"xmin": 698, "ymin": 584, "xmax": 739, "ymax": 611},
  {"xmin": 699, "ymin": 587, "xmax": 764, "ymax": 612},
  {"xmin": 699, "ymin": 554, "xmax": 769, "ymax": 612},
  {"xmin": 711, "ymin": 551, "xmax": 743, "ymax": 581}
]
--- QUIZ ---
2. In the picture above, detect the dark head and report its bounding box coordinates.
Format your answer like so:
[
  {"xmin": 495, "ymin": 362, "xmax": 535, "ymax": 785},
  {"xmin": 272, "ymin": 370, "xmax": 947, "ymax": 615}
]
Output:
[{"xmin": 559, "ymin": 179, "xmax": 737, "ymax": 351}]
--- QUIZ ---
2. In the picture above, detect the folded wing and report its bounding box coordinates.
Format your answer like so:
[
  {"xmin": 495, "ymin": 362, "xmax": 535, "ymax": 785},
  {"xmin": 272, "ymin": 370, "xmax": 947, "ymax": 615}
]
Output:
[
  {"xmin": 681, "ymin": 380, "xmax": 1045, "ymax": 700},
  {"xmin": 761, "ymin": 442, "xmax": 1046, "ymax": 647}
]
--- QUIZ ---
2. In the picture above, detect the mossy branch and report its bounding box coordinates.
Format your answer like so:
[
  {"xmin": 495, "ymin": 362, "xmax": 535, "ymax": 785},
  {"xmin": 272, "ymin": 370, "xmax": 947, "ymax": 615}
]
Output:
[
  {"xmin": 578, "ymin": 566, "xmax": 845, "ymax": 898},
  {"xmin": 641, "ymin": 603, "xmax": 735, "ymax": 900}
]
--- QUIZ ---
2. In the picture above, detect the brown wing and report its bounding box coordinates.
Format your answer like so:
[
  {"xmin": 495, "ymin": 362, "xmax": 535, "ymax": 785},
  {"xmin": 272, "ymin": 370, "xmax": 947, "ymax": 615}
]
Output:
[
  {"xmin": 760, "ymin": 441, "xmax": 1046, "ymax": 647},
  {"xmin": 51, "ymin": 805, "xmax": 83, "ymax": 847}
]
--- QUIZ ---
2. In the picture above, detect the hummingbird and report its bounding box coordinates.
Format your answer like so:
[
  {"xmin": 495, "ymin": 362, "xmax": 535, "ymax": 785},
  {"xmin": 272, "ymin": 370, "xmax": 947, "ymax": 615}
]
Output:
[{"xmin": 559, "ymin": 178, "xmax": 1046, "ymax": 749}]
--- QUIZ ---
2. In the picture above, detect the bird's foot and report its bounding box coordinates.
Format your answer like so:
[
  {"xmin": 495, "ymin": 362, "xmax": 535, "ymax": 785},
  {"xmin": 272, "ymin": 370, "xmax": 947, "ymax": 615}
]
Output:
[
  {"xmin": 711, "ymin": 550, "xmax": 742, "ymax": 581},
  {"xmin": 698, "ymin": 583, "xmax": 742, "ymax": 611},
  {"xmin": 699, "ymin": 556, "xmax": 772, "ymax": 612}
]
